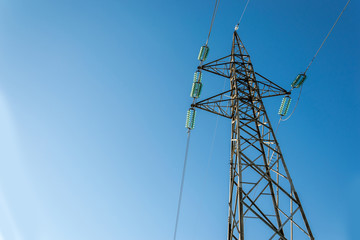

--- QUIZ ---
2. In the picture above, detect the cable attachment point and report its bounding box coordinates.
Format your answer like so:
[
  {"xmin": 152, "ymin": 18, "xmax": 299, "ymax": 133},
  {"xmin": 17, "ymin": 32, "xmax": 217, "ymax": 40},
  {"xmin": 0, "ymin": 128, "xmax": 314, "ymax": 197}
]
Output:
[{"xmin": 235, "ymin": 24, "xmax": 239, "ymax": 31}]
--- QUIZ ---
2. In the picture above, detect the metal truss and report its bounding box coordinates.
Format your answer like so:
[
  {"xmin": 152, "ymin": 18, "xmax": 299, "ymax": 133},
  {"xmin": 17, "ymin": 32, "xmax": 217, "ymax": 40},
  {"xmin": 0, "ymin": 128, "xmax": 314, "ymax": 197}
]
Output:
[{"xmin": 192, "ymin": 31, "xmax": 314, "ymax": 240}]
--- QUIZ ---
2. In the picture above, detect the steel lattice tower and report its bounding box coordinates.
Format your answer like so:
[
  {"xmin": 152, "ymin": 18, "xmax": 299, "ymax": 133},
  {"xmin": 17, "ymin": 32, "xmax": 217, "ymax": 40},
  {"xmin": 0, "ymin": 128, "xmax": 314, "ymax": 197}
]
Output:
[{"xmin": 192, "ymin": 31, "xmax": 314, "ymax": 239}]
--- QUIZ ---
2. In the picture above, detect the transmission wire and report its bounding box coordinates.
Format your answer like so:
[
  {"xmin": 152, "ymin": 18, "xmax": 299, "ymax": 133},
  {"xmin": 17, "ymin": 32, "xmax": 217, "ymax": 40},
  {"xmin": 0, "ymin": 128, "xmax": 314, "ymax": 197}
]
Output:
[
  {"xmin": 173, "ymin": 129, "xmax": 192, "ymax": 240},
  {"xmin": 235, "ymin": 0, "xmax": 251, "ymax": 29},
  {"xmin": 304, "ymin": 0, "xmax": 351, "ymax": 74},
  {"xmin": 206, "ymin": 0, "xmax": 221, "ymax": 45},
  {"xmin": 274, "ymin": 117, "xmax": 282, "ymax": 134}
]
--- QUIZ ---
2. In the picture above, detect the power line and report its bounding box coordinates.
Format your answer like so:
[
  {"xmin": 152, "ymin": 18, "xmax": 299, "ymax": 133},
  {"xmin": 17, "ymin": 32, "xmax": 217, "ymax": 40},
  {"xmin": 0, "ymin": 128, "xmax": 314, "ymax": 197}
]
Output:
[
  {"xmin": 235, "ymin": 0, "xmax": 251, "ymax": 30},
  {"xmin": 304, "ymin": 0, "xmax": 351, "ymax": 74},
  {"xmin": 173, "ymin": 130, "xmax": 192, "ymax": 240},
  {"xmin": 206, "ymin": 0, "xmax": 221, "ymax": 45}
]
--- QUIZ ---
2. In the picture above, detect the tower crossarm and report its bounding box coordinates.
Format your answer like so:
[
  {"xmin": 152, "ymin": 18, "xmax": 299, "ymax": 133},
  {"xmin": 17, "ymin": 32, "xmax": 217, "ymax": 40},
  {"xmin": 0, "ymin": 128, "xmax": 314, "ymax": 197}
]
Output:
[
  {"xmin": 253, "ymin": 72, "xmax": 290, "ymax": 98},
  {"xmin": 199, "ymin": 59, "xmax": 289, "ymax": 98},
  {"xmin": 199, "ymin": 44, "xmax": 290, "ymax": 99},
  {"xmin": 191, "ymin": 89, "xmax": 257, "ymax": 119}
]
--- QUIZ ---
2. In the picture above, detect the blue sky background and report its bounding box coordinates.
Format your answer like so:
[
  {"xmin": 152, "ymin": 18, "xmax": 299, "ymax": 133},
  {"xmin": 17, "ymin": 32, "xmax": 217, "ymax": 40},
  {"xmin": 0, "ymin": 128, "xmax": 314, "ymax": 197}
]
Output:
[{"xmin": 0, "ymin": 0, "xmax": 358, "ymax": 239}]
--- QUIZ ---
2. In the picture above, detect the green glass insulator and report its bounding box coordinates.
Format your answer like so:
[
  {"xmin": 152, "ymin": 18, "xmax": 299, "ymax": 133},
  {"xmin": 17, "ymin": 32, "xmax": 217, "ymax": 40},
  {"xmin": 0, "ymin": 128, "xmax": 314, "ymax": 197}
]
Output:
[
  {"xmin": 193, "ymin": 71, "xmax": 202, "ymax": 83},
  {"xmin": 190, "ymin": 70, "xmax": 203, "ymax": 98},
  {"xmin": 190, "ymin": 82, "xmax": 203, "ymax": 98},
  {"xmin": 185, "ymin": 108, "xmax": 196, "ymax": 129},
  {"xmin": 296, "ymin": 74, "xmax": 307, "ymax": 88},
  {"xmin": 278, "ymin": 96, "xmax": 292, "ymax": 116},
  {"xmin": 291, "ymin": 74, "xmax": 307, "ymax": 88},
  {"xmin": 198, "ymin": 46, "xmax": 210, "ymax": 61}
]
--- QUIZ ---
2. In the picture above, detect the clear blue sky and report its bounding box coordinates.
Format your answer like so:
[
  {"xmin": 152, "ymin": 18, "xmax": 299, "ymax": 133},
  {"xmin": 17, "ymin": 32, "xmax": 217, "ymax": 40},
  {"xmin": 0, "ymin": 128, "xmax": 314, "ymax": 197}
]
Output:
[{"xmin": 0, "ymin": 0, "xmax": 358, "ymax": 239}]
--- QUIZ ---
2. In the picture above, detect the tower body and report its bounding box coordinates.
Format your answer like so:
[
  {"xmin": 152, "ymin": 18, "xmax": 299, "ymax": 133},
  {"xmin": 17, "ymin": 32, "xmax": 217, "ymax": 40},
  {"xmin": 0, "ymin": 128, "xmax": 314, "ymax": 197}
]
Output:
[{"xmin": 193, "ymin": 31, "xmax": 314, "ymax": 240}]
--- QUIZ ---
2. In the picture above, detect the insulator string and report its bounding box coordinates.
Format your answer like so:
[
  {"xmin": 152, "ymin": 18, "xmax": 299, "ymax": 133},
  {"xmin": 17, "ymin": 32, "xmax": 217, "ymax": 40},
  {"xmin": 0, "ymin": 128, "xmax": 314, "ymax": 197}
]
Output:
[{"xmin": 281, "ymin": 85, "xmax": 303, "ymax": 122}]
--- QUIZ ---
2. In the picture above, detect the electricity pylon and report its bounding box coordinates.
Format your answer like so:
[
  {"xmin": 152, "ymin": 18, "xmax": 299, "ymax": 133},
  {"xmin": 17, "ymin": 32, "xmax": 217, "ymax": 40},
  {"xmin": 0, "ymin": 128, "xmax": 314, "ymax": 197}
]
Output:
[{"xmin": 192, "ymin": 31, "xmax": 314, "ymax": 239}]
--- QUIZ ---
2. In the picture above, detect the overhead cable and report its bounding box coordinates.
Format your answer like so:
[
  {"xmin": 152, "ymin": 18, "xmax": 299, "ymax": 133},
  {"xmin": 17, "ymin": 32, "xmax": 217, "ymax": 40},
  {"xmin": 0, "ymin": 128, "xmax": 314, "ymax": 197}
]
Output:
[
  {"xmin": 304, "ymin": 0, "xmax": 351, "ymax": 74},
  {"xmin": 173, "ymin": 130, "xmax": 192, "ymax": 240},
  {"xmin": 206, "ymin": 0, "xmax": 221, "ymax": 45},
  {"xmin": 235, "ymin": 0, "xmax": 251, "ymax": 30}
]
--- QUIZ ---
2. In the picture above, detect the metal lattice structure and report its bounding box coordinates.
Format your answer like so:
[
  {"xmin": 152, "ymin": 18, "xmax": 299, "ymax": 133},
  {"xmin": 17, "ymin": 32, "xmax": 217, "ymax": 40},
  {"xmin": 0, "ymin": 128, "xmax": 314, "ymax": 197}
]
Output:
[{"xmin": 192, "ymin": 31, "xmax": 314, "ymax": 240}]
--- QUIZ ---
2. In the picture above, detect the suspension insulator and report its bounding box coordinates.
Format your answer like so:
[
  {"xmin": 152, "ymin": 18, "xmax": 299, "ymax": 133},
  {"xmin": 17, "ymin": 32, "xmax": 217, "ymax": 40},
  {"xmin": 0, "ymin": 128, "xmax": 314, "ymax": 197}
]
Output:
[
  {"xmin": 190, "ymin": 82, "xmax": 203, "ymax": 98},
  {"xmin": 190, "ymin": 71, "xmax": 203, "ymax": 98},
  {"xmin": 291, "ymin": 74, "xmax": 307, "ymax": 88},
  {"xmin": 185, "ymin": 108, "xmax": 196, "ymax": 129},
  {"xmin": 193, "ymin": 70, "xmax": 202, "ymax": 82},
  {"xmin": 198, "ymin": 45, "xmax": 209, "ymax": 61},
  {"xmin": 278, "ymin": 96, "xmax": 292, "ymax": 116}
]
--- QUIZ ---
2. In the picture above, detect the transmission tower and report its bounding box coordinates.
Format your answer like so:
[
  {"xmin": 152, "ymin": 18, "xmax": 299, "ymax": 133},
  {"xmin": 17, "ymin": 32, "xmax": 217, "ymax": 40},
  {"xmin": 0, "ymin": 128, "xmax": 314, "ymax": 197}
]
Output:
[{"xmin": 192, "ymin": 31, "xmax": 314, "ymax": 239}]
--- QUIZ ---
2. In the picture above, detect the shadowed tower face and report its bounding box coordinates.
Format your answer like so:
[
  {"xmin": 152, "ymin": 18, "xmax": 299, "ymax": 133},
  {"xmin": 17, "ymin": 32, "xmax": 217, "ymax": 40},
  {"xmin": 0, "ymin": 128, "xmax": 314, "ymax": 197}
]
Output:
[{"xmin": 192, "ymin": 31, "xmax": 314, "ymax": 240}]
